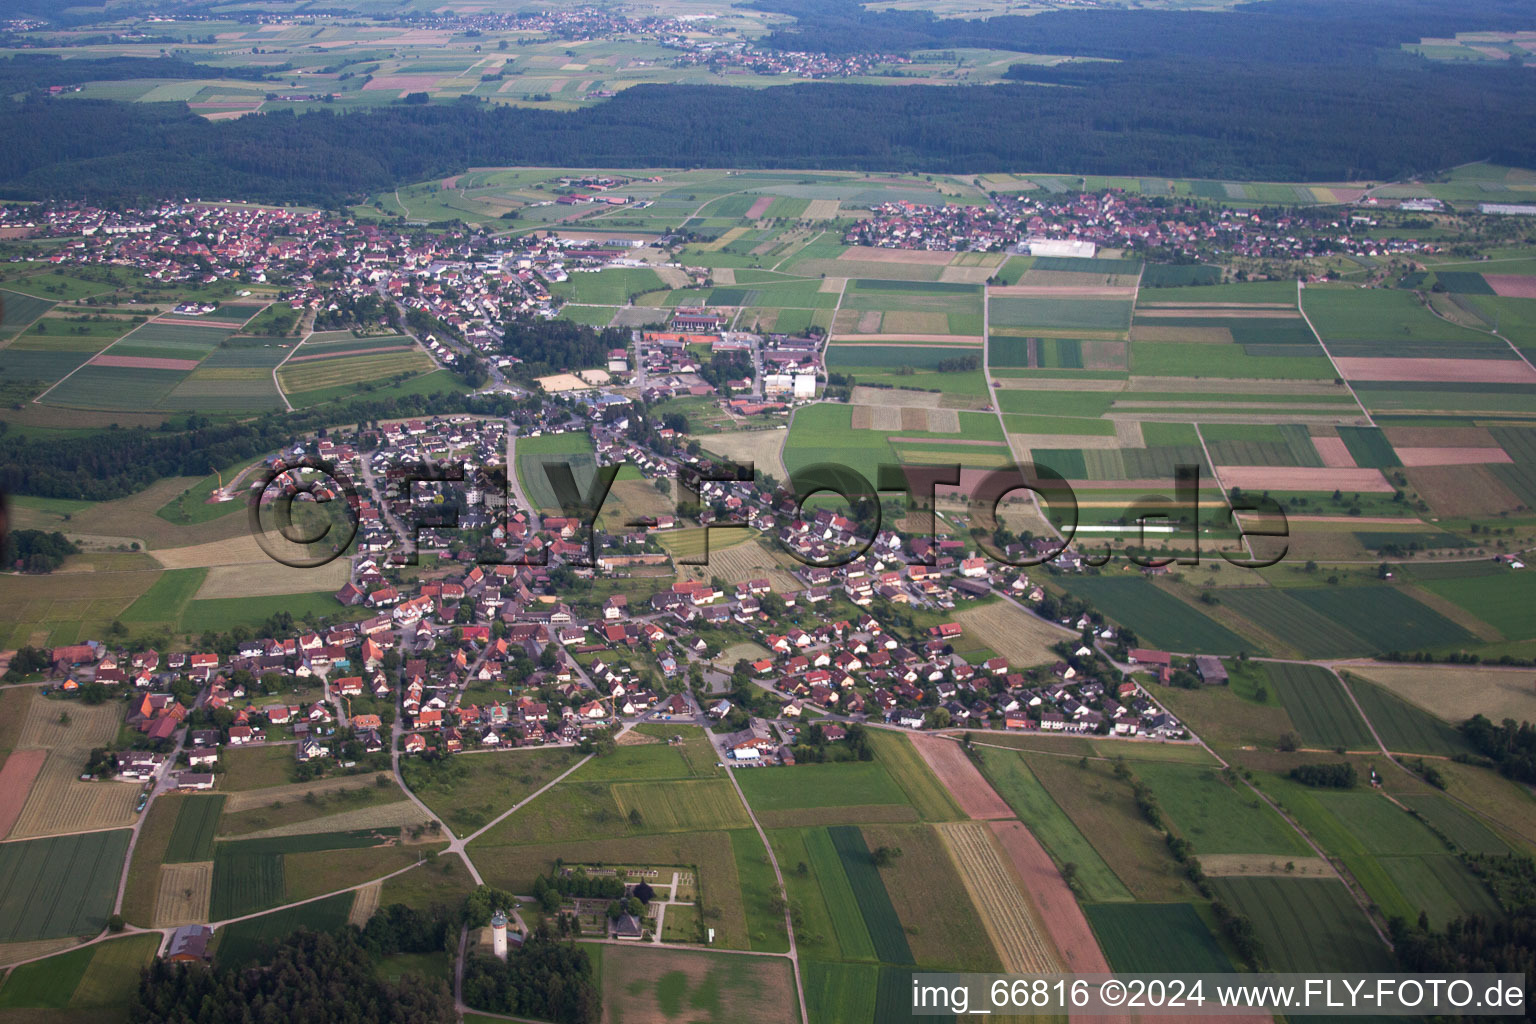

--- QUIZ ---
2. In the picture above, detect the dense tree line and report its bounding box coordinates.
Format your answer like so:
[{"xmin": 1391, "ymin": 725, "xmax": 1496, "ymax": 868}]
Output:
[
  {"xmin": 500, "ymin": 317, "xmax": 628, "ymax": 378},
  {"xmin": 1288, "ymin": 762, "xmax": 1357, "ymax": 788},
  {"xmin": 0, "ymin": 389, "xmax": 527, "ymax": 500},
  {"xmin": 128, "ymin": 928, "xmax": 455, "ymax": 1024},
  {"xmin": 533, "ymin": 868, "xmax": 626, "ymax": 902},
  {"xmin": 1462, "ymin": 714, "xmax": 1536, "ymax": 785},
  {"xmin": 360, "ymin": 903, "xmax": 452, "ymax": 956},
  {"xmin": 1, "ymin": 58, "xmax": 1534, "ymax": 205},
  {"xmin": 3, "ymin": 528, "xmax": 78, "ymax": 573},
  {"xmin": 461, "ymin": 925, "xmax": 599, "ymax": 1024},
  {"xmin": 0, "ymin": 53, "xmax": 274, "ymax": 96},
  {"xmin": 751, "ymin": 0, "xmax": 1533, "ymax": 62},
  {"xmin": 1392, "ymin": 908, "xmax": 1536, "ymax": 1000}
]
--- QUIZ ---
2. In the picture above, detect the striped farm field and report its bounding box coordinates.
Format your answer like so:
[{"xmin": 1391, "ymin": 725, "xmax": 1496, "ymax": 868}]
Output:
[
  {"xmin": 151, "ymin": 861, "xmax": 212, "ymax": 928},
  {"xmin": 0, "ymin": 830, "xmax": 131, "ymax": 942},
  {"xmin": 8, "ymin": 755, "xmax": 142, "ymax": 838},
  {"xmin": 164, "ymin": 795, "xmax": 225, "ymax": 863},
  {"xmin": 609, "ymin": 779, "xmax": 749, "ymax": 831},
  {"xmin": 39, "ymin": 364, "xmax": 187, "ymax": 409},
  {"xmin": 1264, "ymin": 661, "xmax": 1374, "ymax": 750},
  {"xmin": 828, "ymin": 825, "xmax": 912, "ymax": 965},
  {"xmin": 277, "ymin": 350, "xmax": 435, "ymax": 393},
  {"xmin": 348, "ymin": 881, "xmax": 382, "ymax": 926},
  {"xmin": 937, "ymin": 822, "xmax": 1061, "ymax": 973}
]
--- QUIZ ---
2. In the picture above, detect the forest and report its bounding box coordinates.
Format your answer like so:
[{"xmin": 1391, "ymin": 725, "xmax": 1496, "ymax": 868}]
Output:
[
  {"xmin": 500, "ymin": 318, "xmax": 630, "ymax": 379},
  {"xmin": 751, "ymin": 0, "xmax": 1534, "ymax": 62},
  {"xmin": 128, "ymin": 928, "xmax": 455, "ymax": 1024},
  {"xmin": 0, "ymin": 47, "xmax": 1533, "ymax": 204}
]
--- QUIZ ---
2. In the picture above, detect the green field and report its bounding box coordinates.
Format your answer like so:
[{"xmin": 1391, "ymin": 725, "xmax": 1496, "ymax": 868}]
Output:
[
  {"xmin": 1058, "ymin": 576, "xmax": 1251, "ymax": 654},
  {"xmin": 1397, "ymin": 795, "xmax": 1512, "ymax": 857},
  {"xmin": 1345, "ymin": 676, "xmax": 1474, "ymax": 757},
  {"xmin": 120, "ymin": 568, "xmax": 207, "ymax": 628},
  {"xmin": 1264, "ymin": 662, "xmax": 1374, "ymax": 750},
  {"xmin": 610, "ymin": 779, "xmax": 750, "ymax": 831},
  {"xmin": 829, "ymin": 825, "xmax": 913, "ymax": 965},
  {"xmin": 804, "ymin": 961, "xmax": 880, "ymax": 1024},
  {"xmin": 209, "ymin": 848, "xmax": 286, "ymax": 920},
  {"xmin": 0, "ymin": 830, "xmax": 132, "ymax": 942},
  {"xmin": 1208, "ymin": 877, "xmax": 1390, "ymax": 972},
  {"xmin": 1085, "ymin": 903, "xmax": 1234, "ymax": 973},
  {"xmin": 801, "ymin": 826, "xmax": 878, "ymax": 961},
  {"xmin": 1285, "ymin": 586, "xmax": 1471, "ymax": 654},
  {"xmin": 164, "ymin": 794, "xmax": 226, "ymax": 863},
  {"xmin": 1420, "ymin": 569, "xmax": 1536, "ymax": 639},
  {"xmin": 729, "ymin": 827, "xmax": 791, "ymax": 953},
  {"xmin": 973, "ymin": 746, "xmax": 1130, "ymax": 901},
  {"xmin": 212, "ymin": 892, "xmax": 354, "ymax": 966},
  {"xmin": 1302, "ymin": 287, "xmax": 1492, "ymax": 343},
  {"xmin": 0, "ymin": 933, "xmax": 160, "ymax": 1012},
  {"xmin": 1215, "ymin": 587, "xmax": 1373, "ymax": 659},
  {"xmin": 990, "ymin": 296, "xmax": 1133, "ymax": 332},
  {"xmin": 734, "ymin": 760, "xmax": 911, "ymax": 815},
  {"xmin": 864, "ymin": 730, "xmax": 964, "ymax": 822},
  {"xmin": 1134, "ymin": 762, "xmax": 1310, "ymax": 855}
]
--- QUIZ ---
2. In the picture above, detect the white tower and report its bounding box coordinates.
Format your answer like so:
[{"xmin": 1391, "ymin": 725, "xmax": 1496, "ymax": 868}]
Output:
[{"xmin": 491, "ymin": 910, "xmax": 508, "ymax": 960}]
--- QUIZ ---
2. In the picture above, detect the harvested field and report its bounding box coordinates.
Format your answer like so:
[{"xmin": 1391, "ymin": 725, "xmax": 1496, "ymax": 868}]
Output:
[
  {"xmin": 1136, "ymin": 308, "xmax": 1299, "ymax": 319},
  {"xmin": 1405, "ymin": 465, "xmax": 1524, "ymax": 516},
  {"xmin": 348, "ymin": 881, "xmax": 381, "ymax": 926},
  {"xmin": 1384, "ymin": 426, "xmax": 1501, "ymax": 448},
  {"xmin": 152, "ymin": 862, "xmax": 213, "ymax": 927},
  {"xmin": 1333, "ymin": 357, "xmax": 1536, "ymax": 383},
  {"xmin": 954, "ymin": 600, "xmax": 1064, "ymax": 668},
  {"xmin": 1348, "ymin": 664, "xmax": 1536, "ymax": 724},
  {"xmin": 991, "ymin": 285, "xmax": 1136, "ymax": 299},
  {"xmin": 89, "ymin": 354, "xmax": 199, "ymax": 370},
  {"xmin": 1312, "ymin": 436, "xmax": 1357, "ymax": 468},
  {"xmin": 0, "ymin": 937, "xmax": 81, "ymax": 967},
  {"xmin": 881, "ymin": 311, "xmax": 950, "ymax": 334},
  {"xmin": 16, "ymin": 694, "xmax": 120, "ymax": 750},
  {"xmin": 1394, "ymin": 447, "xmax": 1513, "ymax": 466},
  {"xmin": 598, "ymin": 944, "xmax": 797, "ymax": 1024},
  {"xmin": 1130, "ymin": 325, "xmax": 1234, "ymax": 343},
  {"xmin": 0, "ymin": 749, "xmax": 46, "ymax": 837},
  {"xmin": 839, "ymin": 246, "xmax": 953, "ymax": 265},
  {"xmin": 1215, "ymin": 466, "xmax": 1394, "ymax": 492},
  {"xmin": 805, "ymin": 199, "xmax": 841, "ymax": 220},
  {"xmin": 907, "ymin": 734, "xmax": 1014, "ymax": 820},
  {"xmin": 197, "ymin": 558, "xmax": 349, "ymax": 598},
  {"xmin": 833, "ymin": 333, "xmax": 983, "ymax": 344},
  {"xmin": 1484, "ymin": 274, "xmax": 1536, "ymax": 299},
  {"xmin": 698, "ymin": 429, "xmax": 787, "ymax": 481},
  {"xmin": 855, "ymin": 310, "xmax": 882, "ymax": 333},
  {"xmin": 986, "ymin": 820, "xmax": 1110, "ymax": 973},
  {"xmin": 222, "ymin": 774, "xmax": 385, "ymax": 813},
  {"xmin": 230, "ymin": 800, "xmax": 432, "ymax": 841},
  {"xmin": 1014, "ymin": 432, "xmax": 1123, "ymax": 450},
  {"xmin": 674, "ymin": 537, "xmax": 799, "ymax": 593},
  {"xmin": 938, "ymin": 822, "xmax": 1061, "ymax": 973},
  {"xmin": 9, "ymin": 755, "xmax": 141, "ymax": 838},
  {"xmin": 1197, "ymin": 854, "xmax": 1331, "ymax": 877},
  {"xmin": 851, "ymin": 385, "xmax": 941, "ymax": 407},
  {"xmin": 869, "ymin": 404, "xmax": 902, "ymax": 430}
]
